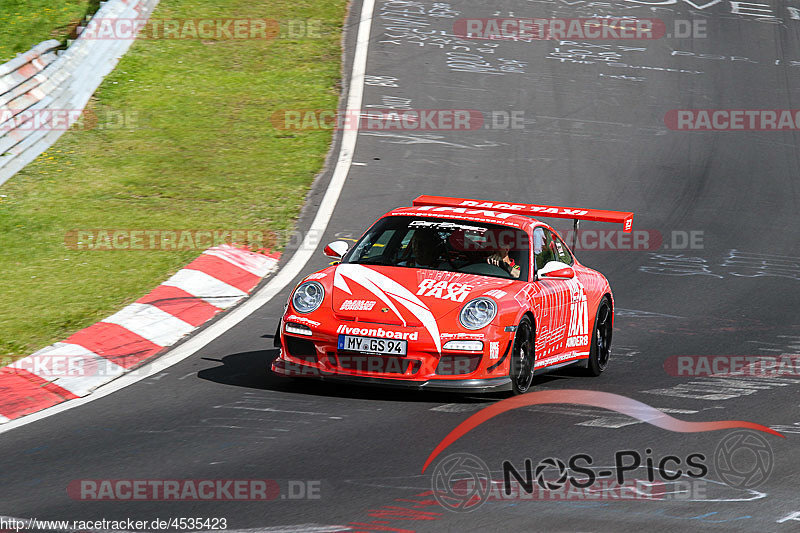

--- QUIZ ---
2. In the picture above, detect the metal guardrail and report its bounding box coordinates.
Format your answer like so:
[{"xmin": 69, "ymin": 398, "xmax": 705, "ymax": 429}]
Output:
[{"xmin": 0, "ymin": 0, "xmax": 161, "ymax": 186}]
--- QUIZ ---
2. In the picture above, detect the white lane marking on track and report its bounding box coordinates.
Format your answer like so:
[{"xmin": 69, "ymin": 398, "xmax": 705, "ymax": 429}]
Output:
[
  {"xmin": 429, "ymin": 403, "xmax": 489, "ymax": 413},
  {"xmin": 214, "ymin": 404, "xmax": 331, "ymax": 416},
  {"xmin": 429, "ymin": 402, "xmax": 700, "ymax": 429},
  {"xmin": 361, "ymin": 131, "xmax": 501, "ymax": 148},
  {"xmin": 614, "ymin": 308, "xmax": 684, "ymax": 319},
  {"xmin": 642, "ymin": 376, "xmax": 800, "ymax": 400},
  {"xmin": 0, "ymin": 0, "xmax": 376, "ymax": 434}
]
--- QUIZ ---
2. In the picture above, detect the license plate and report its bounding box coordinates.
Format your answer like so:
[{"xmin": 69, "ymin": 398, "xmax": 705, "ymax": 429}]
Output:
[{"xmin": 338, "ymin": 335, "xmax": 408, "ymax": 356}]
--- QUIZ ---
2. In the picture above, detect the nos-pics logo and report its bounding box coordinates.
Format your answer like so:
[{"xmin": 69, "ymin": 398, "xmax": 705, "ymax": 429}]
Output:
[
  {"xmin": 430, "ymin": 430, "xmax": 774, "ymax": 512},
  {"xmin": 430, "ymin": 453, "xmax": 491, "ymax": 512}
]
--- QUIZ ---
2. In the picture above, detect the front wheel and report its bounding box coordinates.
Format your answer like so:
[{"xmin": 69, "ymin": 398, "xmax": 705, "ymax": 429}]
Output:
[
  {"xmin": 509, "ymin": 316, "xmax": 535, "ymax": 394},
  {"xmin": 585, "ymin": 298, "xmax": 612, "ymax": 376}
]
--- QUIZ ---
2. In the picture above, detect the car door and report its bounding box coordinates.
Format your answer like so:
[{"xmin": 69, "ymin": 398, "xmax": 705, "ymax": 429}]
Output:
[
  {"xmin": 548, "ymin": 229, "xmax": 591, "ymax": 358},
  {"xmin": 531, "ymin": 226, "xmax": 574, "ymax": 363}
]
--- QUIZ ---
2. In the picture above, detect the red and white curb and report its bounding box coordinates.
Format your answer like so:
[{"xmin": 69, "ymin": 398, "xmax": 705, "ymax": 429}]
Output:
[
  {"xmin": 0, "ymin": 245, "xmax": 279, "ymax": 423},
  {"xmin": 0, "ymin": 0, "xmax": 375, "ymax": 434}
]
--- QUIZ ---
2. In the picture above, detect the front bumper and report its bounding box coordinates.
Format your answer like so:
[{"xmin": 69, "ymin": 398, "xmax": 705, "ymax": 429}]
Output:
[
  {"xmin": 272, "ymin": 359, "xmax": 511, "ymax": 392},
  {"xmin": 273, "ymin": 310, "xmax": 515, "ymax": 392}
]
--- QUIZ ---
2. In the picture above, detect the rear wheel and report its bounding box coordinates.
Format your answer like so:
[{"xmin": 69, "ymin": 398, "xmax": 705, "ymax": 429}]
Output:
[
  {"xmin": 509, "ymin": 316, "xmax": 535, "ymax": 395},
  {"xmin": 586, "ymin": 298, "xmax": 612, "ymax": 376}
]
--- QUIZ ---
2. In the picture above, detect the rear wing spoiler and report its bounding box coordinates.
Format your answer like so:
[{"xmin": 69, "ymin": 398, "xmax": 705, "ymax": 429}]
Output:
[
  {"xmin": 412, "ymin": 195, "xmax": 634, "ymax": 232},
  {"xmin": 412, "ymin": 195, "xmax": 634, "ymax": 252}
]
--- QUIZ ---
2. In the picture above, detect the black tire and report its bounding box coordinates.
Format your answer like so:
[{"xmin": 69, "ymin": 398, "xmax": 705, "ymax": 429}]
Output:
[
  {"xmin": 509, "ymin": 316, "xmax": 535, "ymax": 395},
  {"xmin": 585, "ymin": 298, "xmax": 612, "ymax": 376}
]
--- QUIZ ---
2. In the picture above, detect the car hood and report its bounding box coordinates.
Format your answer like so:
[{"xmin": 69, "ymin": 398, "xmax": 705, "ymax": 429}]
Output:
[{"xmin": 331, "ymin": 263, "xmax": 519, "ymax": 330}]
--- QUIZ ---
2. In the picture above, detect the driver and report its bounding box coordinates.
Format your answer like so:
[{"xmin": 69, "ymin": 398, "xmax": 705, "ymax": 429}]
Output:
[
  {"xmin": 486, "ymin": 247, "xmax": 521, "ymax": 279},
  {"xmin": 405, "ymin": 228, "xmax": 445, "ymax": 268}
]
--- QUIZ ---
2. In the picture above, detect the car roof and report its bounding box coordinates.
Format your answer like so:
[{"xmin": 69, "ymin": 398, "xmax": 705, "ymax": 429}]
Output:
[{"xmin": 385, "ymin": 206, "xmax": 542, "ymax": 230}]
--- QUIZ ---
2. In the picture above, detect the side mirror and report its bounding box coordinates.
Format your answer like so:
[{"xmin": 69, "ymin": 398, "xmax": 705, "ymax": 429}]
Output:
[
  {"xmin": 323, "ymin": 240, "xmax": 349, "ymax": 260},
  {"xmin": 540, "ymin": 266, "xmax": 575, "ymax": 280}
]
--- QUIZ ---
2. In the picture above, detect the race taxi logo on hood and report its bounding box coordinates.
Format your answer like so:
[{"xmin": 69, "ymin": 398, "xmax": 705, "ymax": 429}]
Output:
[{"xmin": 417, "ymin": 279, "xmax": 473, "ymax": 302}]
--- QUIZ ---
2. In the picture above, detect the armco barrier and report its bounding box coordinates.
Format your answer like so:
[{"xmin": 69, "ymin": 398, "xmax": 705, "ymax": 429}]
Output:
[{"xmin": 0, "ymin": 0, "xmax": 160, "ymax": 186}]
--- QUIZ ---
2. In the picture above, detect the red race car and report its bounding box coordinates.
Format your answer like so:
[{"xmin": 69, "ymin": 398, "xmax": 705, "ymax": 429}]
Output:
[{"xmin": 272, "ymin": 195, "xmax": 633, "ymax": 394}]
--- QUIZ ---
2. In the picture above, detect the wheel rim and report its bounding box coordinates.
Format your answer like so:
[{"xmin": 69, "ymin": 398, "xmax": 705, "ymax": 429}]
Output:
[
  {"xmin": 513, "ymin": 321, "xmax": 534, "ymax": 392},
  {"xmin": 596, "ymin": 304, "xmax": 612, "ymax": 370}
]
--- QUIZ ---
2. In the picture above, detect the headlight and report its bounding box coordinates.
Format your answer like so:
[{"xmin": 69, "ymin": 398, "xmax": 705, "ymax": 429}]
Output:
[
  {"xmin": 459, "ymin": 297, "xmax": 497, "ymax": 330},
  {"xmin": 291, "ymin": 281, "xmax": 324, "ymax": 313}
]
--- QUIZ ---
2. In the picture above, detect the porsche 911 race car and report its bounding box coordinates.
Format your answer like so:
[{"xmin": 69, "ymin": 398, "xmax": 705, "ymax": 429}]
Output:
[{"xmin": 271, "ymin": 195, "xmax": 634, "ymax": 394}]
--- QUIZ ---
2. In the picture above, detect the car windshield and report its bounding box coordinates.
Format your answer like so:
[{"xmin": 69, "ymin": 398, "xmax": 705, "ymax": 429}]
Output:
[{"xmin": 343, "ymin": 216, "xmax": 530, "ymax": 280}]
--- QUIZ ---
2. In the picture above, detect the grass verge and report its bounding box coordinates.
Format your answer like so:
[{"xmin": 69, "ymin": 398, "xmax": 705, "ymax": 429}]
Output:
[{"xmin": 0, "ymin": 0, "xmax": 346, "ymax": 358}]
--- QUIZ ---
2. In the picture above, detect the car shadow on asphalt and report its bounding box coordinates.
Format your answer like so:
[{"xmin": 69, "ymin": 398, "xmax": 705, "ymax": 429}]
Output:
[{"xmin": 196, "ymin": 343, "xmax": 576, "ymax": 405}]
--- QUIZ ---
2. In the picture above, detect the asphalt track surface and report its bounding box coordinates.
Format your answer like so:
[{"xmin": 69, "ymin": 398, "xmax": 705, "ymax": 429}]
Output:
[{"xmin": 2, "ymin": 1, "xmax": 800, "ymax": 531}]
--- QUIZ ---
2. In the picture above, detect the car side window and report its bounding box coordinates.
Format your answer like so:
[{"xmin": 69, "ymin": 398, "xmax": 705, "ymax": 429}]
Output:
[
  {"xmin": 533, "ymin": 227, "xmax": 554, "ymax": 270},
  {"xmin": 551, "ymin": 232, "xmax": 574, "ymax": 266},
  {"xmin": 534, "ymin": 227, "xmax": 574, "ymax": 270},
  {"xmin": 362, "ymin": 229, "xmax": 395, "ymax": 259}
]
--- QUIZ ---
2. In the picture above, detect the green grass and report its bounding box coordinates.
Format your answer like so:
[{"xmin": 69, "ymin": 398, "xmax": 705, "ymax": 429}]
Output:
[
  {"xmin": 0, "ymin": 0, "xmax": 346, "ymax": 359},
  {"xmin": 0, "ymin": 0, "xmax": 95, "ymax": 63}
]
